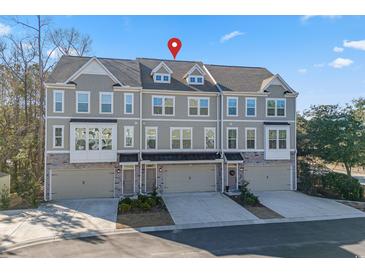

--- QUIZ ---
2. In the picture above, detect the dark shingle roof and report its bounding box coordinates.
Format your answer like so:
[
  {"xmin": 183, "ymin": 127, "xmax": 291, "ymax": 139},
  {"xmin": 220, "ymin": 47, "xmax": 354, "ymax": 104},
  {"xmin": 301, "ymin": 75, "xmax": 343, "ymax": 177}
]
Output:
[
  {"xmin": 225, "ymin": 153, "xmax": 243, "ymax": 161},
  {"xmin": 142, "ymin": 152, "xmax": 221, "ymax": 162},
  {"xmin": 119, "ymin": 153, "xmax": 139, "ymax": 163}
]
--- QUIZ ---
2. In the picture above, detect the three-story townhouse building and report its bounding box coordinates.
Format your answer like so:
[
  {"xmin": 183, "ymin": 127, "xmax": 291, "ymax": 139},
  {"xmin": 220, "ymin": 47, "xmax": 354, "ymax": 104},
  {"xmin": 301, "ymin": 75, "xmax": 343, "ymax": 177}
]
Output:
[{"xmin": 44, "ymin": 55, "xmax": 298, "ymax": 200}]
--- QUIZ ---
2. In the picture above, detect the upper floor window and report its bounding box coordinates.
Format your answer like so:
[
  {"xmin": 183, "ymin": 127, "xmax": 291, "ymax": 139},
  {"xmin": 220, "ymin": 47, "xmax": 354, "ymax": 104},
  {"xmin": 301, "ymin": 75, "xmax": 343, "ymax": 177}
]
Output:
[
  {"xmin": 205, "ymin": 128, "xmax": 216, "ymax": 149},
  {"xmin": 53, "ymin": 90, "xmax": 64, "ymax": 113},
  {"xmin": 124, "ymin": 126, "xmax": 134, "ymax": 148},
  {"xmin": 154, "ymin": 73, "xmax": 170, "ymax": 83},
  {"xmin": 188, "ymin": 75, "xmax": 204, "ymax": 85},
  {"xmin": 152, "ymin": 96, "xmax": 174, "ymax": 116},
  {"xmin": 188, "ymin": 97, "xmax": 209, "ymax": 116},
  {"xmin": 146, "ymin": 127, "xmax": 157, "ymax": 150},
  {"xmin": 266, "ymin": 99, "xmax": 286, "ymax": 117},
  {"xmin": 53, "ymin": 126, "xmax": 64, "ymax": 148},
  {"xmin": 245, "ymin": 98, "xmax": 256, "ymax": 117},
  {"xmin": 99, "ymin": 92, "xmax": 113, "ymax": 114},
  {"xmin": 268, "ymin": 129, "xmax": 287, "ymax": 149},
  {"xmin": 74, "ymin": 127, "xmax": 113, "ymax": 151},
  {"xmin": 124, "ymin": 93, "xmax": 134, "ymax": 114},
  {"xmin": 245, "ymin": 128, "xmax": 256, "ymax": 150},
  {"xmin": 227, "ymin": 97, "xmax": 238, "ymax": 116},
  {"xmin": 171, "ymin": 128, "xmax": 192, "ymax": 149},
  {"xmin": 227, "ymin": 128, "xmax": 237, "ymax": 149},
  {"xmin": 76, "ymin": 91, "xmax": 90, "ymax": 113}
]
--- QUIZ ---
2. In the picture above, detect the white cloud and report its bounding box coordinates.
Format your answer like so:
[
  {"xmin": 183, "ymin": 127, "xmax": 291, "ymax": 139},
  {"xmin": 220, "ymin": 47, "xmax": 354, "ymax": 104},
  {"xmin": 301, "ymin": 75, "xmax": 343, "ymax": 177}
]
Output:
[
  {"xmin": 328, "ymin": 58, "xmax": 353, "ymax": 69},
  {"xmin": 333, "ymin": 46, "xmax": 344, "ymax": 53},
  {"xmin": 47, "ymin": 47, "xmax": 78, "ymax": 59},
  {"xmin": 0, "ymin": 23, "xmax": 11, "ymax": 36},
  {"xmin": 220, "ymin": 31, "xmax": 244, "ymax": 43},
  {"xmin": 300, "ymin": 15, "xmax": 341, "ymax": 22},
  {"xmin": 343, "ymin": 40, "xmax": 365, "ymax": 51},
  {"xmin": 313, "ymin": 63, "xmax": 325, "ymax": 68},
  {"xmin": 298, "ymin": 68, "xmax": 307, "ymax": 74}
]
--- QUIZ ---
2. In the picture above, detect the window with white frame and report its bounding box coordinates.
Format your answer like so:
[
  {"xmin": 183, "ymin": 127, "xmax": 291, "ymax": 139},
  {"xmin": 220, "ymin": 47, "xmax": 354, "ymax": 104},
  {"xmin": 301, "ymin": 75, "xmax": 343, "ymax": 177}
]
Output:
[
  {"xmin": 171, "ymin": 128, "xmax": 192, "ymax": 149},
  {"xmin": 74, "ymin": 127, "xmax": 113, "ymax": 151},
  {"xmin": 227, "ymin": 128, "xmax": 237, "ymax": 149},
  {"xmin": 53, "ymin": 90, "xmax": 64, "ymax": 113},
  {"xmin": 124, "ymin": 93, "xmax": 134, "ymax": 114},
  {"xmin": 124, "ymin": 126, "xmax": 134, "ymax": 148},
  {"xmin": 188, "ymin": 75, "xmax": 204, "ymax": 85},
  {"xmin": 154, "ymin": 73, "xmax": 170, "ymax": 83},
  {"xmin": 75, "ymin": 128, "xmax": 87, "ymax": 150},
  {"xmin": 266, "ymin": 99, "xmax": 286, "ymax": 117},
  {"xmin": 76, "ymin": 91, "xmax": 90, "ymax": 113},
  {"xmin": 101, "ymin": 128, "xmax": 112, "ymax": 150},
  {"xmin": 188, "ymin": 97, "xmax": 209, "ymax": 116},
  {"xmin": 146, "ymin": 127, "xmax": 157, "ymax": 149},
  {"xmin": 268, "ymin": 129, "xmax": 287, "ymax": 149},
  {"xmin": 88, "ymin": 128, "xmax": 100, "ymax": 150},
  {"xmin": 245, "ymin": 128, "xmax": 256, "ymax": 150},
  {"xmin": 205, "ymin": 128, "xmax": 216, "ymax": 149},
  {"xmin": 227, "ymin": 97, "xmax": 238, "ymax": 116},
  {"xmin": 53, "ymin": 126, "xmax": 64, "ymax": 148},
  {"xmin": 152, "ymin": 96, "xmax": 174, "ymax": 115},
  {"xmin": 99, "ymin": 92, "xmax": 113, "ymax": 114},
  {"xmin": 245, "ymin": 98, "xmax": 256, "ymax": 117}
]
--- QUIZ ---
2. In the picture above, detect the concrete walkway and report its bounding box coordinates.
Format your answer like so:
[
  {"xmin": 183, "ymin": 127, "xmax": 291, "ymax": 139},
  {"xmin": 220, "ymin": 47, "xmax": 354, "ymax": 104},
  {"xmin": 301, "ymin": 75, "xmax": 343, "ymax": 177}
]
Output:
[
  {"xmin": 0, "ymin": 198, "xmax": 118, "ymax": 251},
  {"xmin": 163, "ymin": 192, "xmax": 258, "ymax": 225},
  {"xmin": 255, "ymin": 191, "xmax": 365, "ymax": 219}
]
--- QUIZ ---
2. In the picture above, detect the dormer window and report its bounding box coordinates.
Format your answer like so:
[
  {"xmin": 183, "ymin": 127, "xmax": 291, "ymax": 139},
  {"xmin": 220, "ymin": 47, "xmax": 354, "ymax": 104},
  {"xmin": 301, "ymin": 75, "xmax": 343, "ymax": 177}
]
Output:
[
  {"xmin": 188, "ymin": 75, "xmax": 204, "ymax": 85},
  {"xmin": 154, "ymin": 73, "xmax": 170, "ymax": 83}
]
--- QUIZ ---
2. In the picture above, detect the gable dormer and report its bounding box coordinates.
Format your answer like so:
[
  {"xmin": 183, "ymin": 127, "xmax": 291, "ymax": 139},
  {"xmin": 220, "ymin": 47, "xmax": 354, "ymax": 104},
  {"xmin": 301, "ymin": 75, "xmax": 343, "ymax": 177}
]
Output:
[
  {"xmin": 184, "ymin": 64, "xmax": 206, "ymax": 85},
  {"xmin": 150, "ymin": 61, "xmax": 173, "ymax": 83},
  {"xmin": 260, "ymin": 74, "xmax": 297, "ymax": 95}
]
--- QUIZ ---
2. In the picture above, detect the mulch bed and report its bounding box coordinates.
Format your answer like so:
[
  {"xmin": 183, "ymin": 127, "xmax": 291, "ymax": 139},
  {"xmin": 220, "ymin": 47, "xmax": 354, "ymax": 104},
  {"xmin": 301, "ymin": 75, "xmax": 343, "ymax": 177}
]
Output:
[
  {"xmin": 7, "ymin": 193, "xmax": 33, "ymax": 210},
  {"xmin": 228, "ymin": 195, "xmax": 283, "ymax": 219}
]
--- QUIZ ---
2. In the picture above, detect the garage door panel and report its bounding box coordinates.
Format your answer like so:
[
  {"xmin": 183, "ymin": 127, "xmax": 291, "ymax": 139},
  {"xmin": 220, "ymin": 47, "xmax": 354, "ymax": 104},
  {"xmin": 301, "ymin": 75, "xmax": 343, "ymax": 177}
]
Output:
[
  {"xmin": 51, "ymin": 168, "xmax": 114, "ymax": 200},
  {"xmin": 245, "ymin": 165, "xmax": 291, "ymax": 191},
  {"xmin": 164, "ymin": 165, "xmax": 216, "ymax": 193}
]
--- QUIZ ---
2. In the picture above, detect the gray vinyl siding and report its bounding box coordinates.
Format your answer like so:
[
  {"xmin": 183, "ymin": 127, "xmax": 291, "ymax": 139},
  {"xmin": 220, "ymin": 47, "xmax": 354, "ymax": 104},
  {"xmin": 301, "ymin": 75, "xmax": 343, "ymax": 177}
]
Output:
[{"xmin": 117, "ymin": 120, "xmax": 141, "ymax": 150}]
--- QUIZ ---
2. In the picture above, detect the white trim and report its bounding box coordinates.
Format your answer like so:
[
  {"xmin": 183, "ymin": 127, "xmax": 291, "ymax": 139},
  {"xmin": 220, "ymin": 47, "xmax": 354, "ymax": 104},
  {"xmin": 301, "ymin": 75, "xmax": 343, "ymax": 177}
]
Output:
[
  {"xmin": 117, "ymin": 149, "xmax": 140, "ymax": 153},
  {"xmin": 204, "ymin": 127, "xmax": 216, "ymax": 150},
  {"xmin": 153, "ymin": 73, "xmax": 171, "ymax": 84},
  {"xmin": 152, "ymin": 95, "xmax": 175, "ymax": 116},
  {"xmin": 187, "ymin": 75, "xmax": 204, "ymax": 85},
  {"xmin": 141, "ymin": 159, "xmax": 223, "ymax": 165},
  {"xmin": 47, "ymin": 116, "xmax": 216, "ymax": 122},
  {"xmin": 44, "ymin": 86, "xmax": 48, "ymax": 201},
  {"xmin": 183, "ymin": 64, "xmax": 206, "ymax": 78},
  {"xmin": 226, "ymin": 127, "xmax": 238, "ymax": 150},
  {"xmin": 124, "ymin": 93, "xmax": 134, "ymax": 115},
  {"xmin": 46, "ymin": 150, "xmax": 70, "ymax": 154},
  {"xmin": 264, "ymin": 125, "xmax": 290, "ymax": 160},
  {"xmin": 224, "ymin": 119, "xmax": 294, "ymax": 123},
  {"xmin": 188, "ymin": 97, "xmax": 210, "ymax": 117},
  {"xmin": 99, "ymin": 91, "xmax": 113, "ymax": 114},
  {"xmin": 45, "ymin": 83, "xmax": 76, "ymax": 89},
  {"xmin": 76, "ymin": 91, "xmax": 90, "ymax": 114},
  {"xmin": 245, "ymin": 127, "xmax": 256, "ymax": 150},
  {"xmin": 121, "ymin": 164, "xmax": 136, "ymax": 195},
  {"xmin": 113, "ymin": 86, "xmax": 142, "ymax": 92},
  {"xmin": 124, "ymin": 126, "xmax": 134, "ymax": 148},
  {"xmin": 261, "ymin": 74, "xmax": 296, "ymax": 94},
  {"xmin": 142, "ymin": 89, "xmax": 218, "ymax": 96},
  {"xmin": 141, "ymin": 148, "xmax": 218, "ymax": 153},
  {"xmin": 245, "ymin": 97, "xmax": 256, "ymax": 117},
  {"xmin": 65, "ymin": 57, "xmax": 122, "ymax": 86},
  {"xmin": 53, "ymin": 90, "xmax": 64, "ymax": 113},
  {"xmin": 222, "ymin": 92, "xmax": 268, "ymax": 97},
  {"xmin": 150, "ymin": 61, "xmax": 173, "ymax": 75},
  {"xmin": 49, "ymin": 169, "xmax": 52, "ymax": 201},
  {"xmin": 170, "ymin": 127, "xmax": 193, "ymax": 150},
  {"xmin": 52, "ymin": 125, "xmax": 64, "ymax": 149},
  {"xmin": 266, "ymin": 98, "xmax": 287, "ymax": 118},
  {"xmin": 227, "ymin": 96, "xmax": 238, "ymax": 117},
  {"xmin": 145, "ymin": 126, "xmax": 158, "ymax": 150}
]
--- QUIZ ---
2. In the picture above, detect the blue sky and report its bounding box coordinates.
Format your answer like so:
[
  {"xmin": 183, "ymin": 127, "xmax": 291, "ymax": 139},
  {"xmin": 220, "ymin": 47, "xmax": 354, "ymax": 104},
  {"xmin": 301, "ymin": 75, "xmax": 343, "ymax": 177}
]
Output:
[{"xmin": 1, "ymin": 15, "xmax": 365, "ymax": 112}]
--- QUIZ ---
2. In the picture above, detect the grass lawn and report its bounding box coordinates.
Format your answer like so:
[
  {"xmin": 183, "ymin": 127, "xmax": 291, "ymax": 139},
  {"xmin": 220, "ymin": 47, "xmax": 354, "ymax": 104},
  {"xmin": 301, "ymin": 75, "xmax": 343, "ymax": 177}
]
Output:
[{"xmin": 228, "ymin": 195, "xmax": 283, "ymax": 219}]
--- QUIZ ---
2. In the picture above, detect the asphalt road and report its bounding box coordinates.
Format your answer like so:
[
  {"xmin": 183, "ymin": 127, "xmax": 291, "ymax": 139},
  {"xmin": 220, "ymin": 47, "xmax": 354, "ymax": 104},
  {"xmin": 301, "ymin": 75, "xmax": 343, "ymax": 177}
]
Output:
[{"xmin": 2, "ymin": 218, "xmax": 365, "ymax": 258}]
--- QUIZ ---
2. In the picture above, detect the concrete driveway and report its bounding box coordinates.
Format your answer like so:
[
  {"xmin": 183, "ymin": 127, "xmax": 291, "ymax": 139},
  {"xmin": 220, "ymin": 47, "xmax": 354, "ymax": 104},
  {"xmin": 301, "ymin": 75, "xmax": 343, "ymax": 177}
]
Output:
[
  {"xmin": 256, "ymin": 191, "xmax": 365, "ymax": 220},
  {"xmin": 0, "ymin": 198, "xmax": 118, "ymax": 250},
  {"xmin": 163, "ymin": 192, "xmax": 258, "ymax": 225}
]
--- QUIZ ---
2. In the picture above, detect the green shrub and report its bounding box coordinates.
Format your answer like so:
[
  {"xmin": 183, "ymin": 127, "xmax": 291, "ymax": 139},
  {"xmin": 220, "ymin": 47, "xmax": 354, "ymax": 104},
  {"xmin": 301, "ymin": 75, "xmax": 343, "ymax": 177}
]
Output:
[
  {"xmin": 131, "ymin": 198, "xmax": 143, "ymax": 209},
  {"xmin": 321, "ymin": 172, "xmax": 363, "ymax": 201},
  {"xmin": 146, "ymin": 197, "xmax": 157, "ymax": 207},
  {"xmin": 239, "ymin": 180, "xmax": 259, "ymax": 206},
  {"xmin": 119, "ymin": 203, "xmax": 131, "ymax": 213},
  {"xmin": 137, "ymin": 194, "xmax": 148, "ymax": 203},
  {"xmin": 151, "ymin": 186, "xmax": 158, "ymax": 197},
  {"xmin": 140, "ymin": 202, "xmax": 151, "ymax": 211},
  {"xmin": 121, "ymin": 197, "xmax": 132, "ymax": 205},
  {"xmin": 0, "ymin": 186, "xmax": 10, "ymax": 210}
]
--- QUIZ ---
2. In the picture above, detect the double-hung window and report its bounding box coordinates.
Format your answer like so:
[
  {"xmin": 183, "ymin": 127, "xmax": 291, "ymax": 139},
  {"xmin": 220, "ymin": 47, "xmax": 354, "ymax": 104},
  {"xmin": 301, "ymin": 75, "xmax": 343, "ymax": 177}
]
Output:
[
  {"xmin": 227, "ymin": 97, "xmax": 238, "ymax": 116},
  {"xmin": 204, "ymin": 128, "xmax": 216, "ymax": 149},
  {"xmin": 53, "ymin": 126, "xmax": 64, "ymax": 148},
  {"xmin": 268, "ymin": 129, "xmax": 287, "ymax": 150},
  {"xmin": 124, "ymin": 93, "xmax": 134, "ymax": 114},
  {"xmin": 152, "ymin": 96, "xmax": 174, "ymax": 116},
  {"xmin": 245, "ymin": 98, "xmax": 256, "ymax": 117},
  {"xmin": 154, "ymin": 73, "xmax": 170, "ymax": 83},
  {"xmin": 76, "ymin": 91, "xmax": 90, "ymax": 113},
  {"xmin": 227, "ymin": 128, "xmax": 237, "ymax": 149},
  {"xmin": 124, "ymin": 126, "xmax": 134, "ymax": 148},
  {"xmin": 146, "ymin": 127, "xmax": 157, "ymax": 150},
  {"xmin": 99, "ymin": 92, "xmax": 113, "ymax": 114},
  {"xmin": 245, "ymin": 128, "xmax": 256, "ymax": 150},
  {"xmin": 75, "ymin": 128, "xmax": 87, "ymax": 150},
  {"xmin": 171, "ymin": 128, "xmax": 192, "ymax": 149},
  {"xmin": 266, "ymin": 99, "xmax": 286, "ymax": 117},
  {"xmin": 188, "ymin": 97, "xmax": 209, "ymax": 116},
  {"xmin": 53, "ymin": 90, "xmax": 64, "ymax": 113}
]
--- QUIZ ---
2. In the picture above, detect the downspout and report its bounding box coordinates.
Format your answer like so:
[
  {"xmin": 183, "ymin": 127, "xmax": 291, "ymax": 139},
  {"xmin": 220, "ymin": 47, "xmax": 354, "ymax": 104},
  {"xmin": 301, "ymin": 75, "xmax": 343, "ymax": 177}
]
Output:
[
  {"xmin": 139, "ymin": 89, "xmax": 142, "ymax": 194},
  {"xmin": 43, "ymin": 86, "xmax": 48, "ymax": 201},
  {"xmin": 294, "ymin": 93, "xmax": 298, "ymax": 190}
]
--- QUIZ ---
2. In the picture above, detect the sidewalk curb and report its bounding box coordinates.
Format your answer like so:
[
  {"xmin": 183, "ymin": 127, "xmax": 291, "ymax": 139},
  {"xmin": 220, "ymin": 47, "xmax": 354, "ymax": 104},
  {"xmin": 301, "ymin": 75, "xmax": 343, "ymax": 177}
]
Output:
[{"xmin": 2, "ymin": 214, "xmax": 365, "ymax": 254}]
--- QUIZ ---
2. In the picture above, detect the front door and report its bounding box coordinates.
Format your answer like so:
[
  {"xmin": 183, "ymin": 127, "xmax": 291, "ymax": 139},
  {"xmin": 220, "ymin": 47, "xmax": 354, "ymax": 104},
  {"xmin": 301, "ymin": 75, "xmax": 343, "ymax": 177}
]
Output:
[
  {"xmin": 227, "ymin": 164, "xmax": 237, "ymax": 191},
  {"xmin": 123, "ymin": 165, "xmax": 135, "ymax": 194},
  {"xmin": 145, "ymin": 164, "xmax": 157, "ymax": 193}
]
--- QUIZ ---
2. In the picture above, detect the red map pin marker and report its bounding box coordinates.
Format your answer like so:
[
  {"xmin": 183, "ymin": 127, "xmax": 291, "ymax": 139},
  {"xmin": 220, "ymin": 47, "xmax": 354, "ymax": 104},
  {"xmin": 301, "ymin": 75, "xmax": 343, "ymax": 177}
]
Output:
[{"xmin": 167, "ymin": 38, "xmax": 182, "ymax": 59}]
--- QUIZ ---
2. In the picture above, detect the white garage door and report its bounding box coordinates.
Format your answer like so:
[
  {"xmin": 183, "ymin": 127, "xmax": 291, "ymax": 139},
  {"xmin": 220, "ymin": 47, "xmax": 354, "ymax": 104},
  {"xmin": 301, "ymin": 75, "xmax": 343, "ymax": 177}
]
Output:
[
  {"xmin": 244, "ymin": 164, "xmax": 292, "ymax": 191},
  {"xmin": 51, "ymin": 168, "xmax": 114, "ymax": 200},
  {"xmin": 163, "ymin": 164, "xmax": 216, "ymax": 193}
]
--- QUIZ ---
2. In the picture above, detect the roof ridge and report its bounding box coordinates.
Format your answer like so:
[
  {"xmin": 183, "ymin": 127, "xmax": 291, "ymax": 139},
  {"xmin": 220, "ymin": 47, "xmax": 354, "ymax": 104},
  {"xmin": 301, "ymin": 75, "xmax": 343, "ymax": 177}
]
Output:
[
  {"xmin": 205, "ymin": 63, "xmax": 269, "ymax": 70},
  {"xmin": 137, "ymin": 57, "xmax": 203, "ymax": 64}
]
